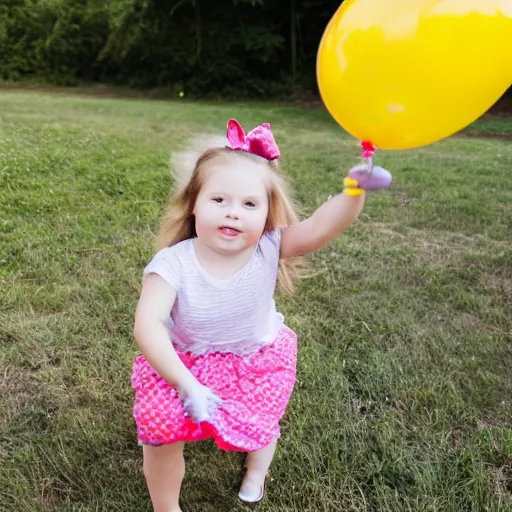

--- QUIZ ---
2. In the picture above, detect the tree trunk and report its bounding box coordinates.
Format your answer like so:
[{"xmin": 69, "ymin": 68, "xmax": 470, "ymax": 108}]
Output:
[{"xmin": 290, "ymin": 0, "xmax": 297, "ymax": 80}]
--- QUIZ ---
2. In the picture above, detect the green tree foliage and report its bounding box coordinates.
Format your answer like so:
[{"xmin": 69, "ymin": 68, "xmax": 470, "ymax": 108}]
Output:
[{"xmin": 0, "ymin": 0, "xmax": 342, "ymax": 96}]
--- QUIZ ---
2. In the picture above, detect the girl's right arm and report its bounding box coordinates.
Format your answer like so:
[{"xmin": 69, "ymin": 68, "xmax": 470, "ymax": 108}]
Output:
[
  {"xmin": 133, "ymin": 273, "xmax": 193, "ymax": 389},
  {"xmin": 133, "ymin": 273, "xmax": 223, "ymax": 422}
]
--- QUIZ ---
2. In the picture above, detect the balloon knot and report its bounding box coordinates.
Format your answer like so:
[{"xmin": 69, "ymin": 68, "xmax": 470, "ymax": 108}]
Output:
[{"xmin": 361, "ymin": 140, "xmax": 376, "ymax": 159}]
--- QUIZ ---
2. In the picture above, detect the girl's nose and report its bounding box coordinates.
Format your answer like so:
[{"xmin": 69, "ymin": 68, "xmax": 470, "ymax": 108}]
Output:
[{"xmin": 226, "ymin": 206, "xmax": 240, "ymax": 219}]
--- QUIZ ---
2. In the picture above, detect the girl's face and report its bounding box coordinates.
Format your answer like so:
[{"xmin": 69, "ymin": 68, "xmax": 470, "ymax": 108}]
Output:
[{"xmin": 193, "ymin": 156, "xmax": 269, "ymax": 255}]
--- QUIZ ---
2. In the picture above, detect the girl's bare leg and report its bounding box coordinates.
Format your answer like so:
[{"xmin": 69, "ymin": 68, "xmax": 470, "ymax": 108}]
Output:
[
  {"xmin": 239, "ymin": 439, "xmax": 277, "ymax": 501},
  {"xmin": 143, "ymin": 442, "xmax": 185, "ymax": 512}
]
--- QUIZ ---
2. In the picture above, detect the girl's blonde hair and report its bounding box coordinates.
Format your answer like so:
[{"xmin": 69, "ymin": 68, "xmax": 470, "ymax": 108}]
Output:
[{"xmin": 157, "ymin": 136, "xmax": 303, "ymax": 294}]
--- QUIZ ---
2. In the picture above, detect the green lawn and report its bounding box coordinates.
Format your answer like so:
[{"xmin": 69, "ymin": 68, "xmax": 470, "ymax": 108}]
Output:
[{"xmin": 1, "ymin": 91, "xmax": 511, "ymax": 512}]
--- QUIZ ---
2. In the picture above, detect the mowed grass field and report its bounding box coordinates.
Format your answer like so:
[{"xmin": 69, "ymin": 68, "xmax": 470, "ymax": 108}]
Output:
[{"xmin": 1, "ymin": 91, "xmax": 511, "ymax": 511}]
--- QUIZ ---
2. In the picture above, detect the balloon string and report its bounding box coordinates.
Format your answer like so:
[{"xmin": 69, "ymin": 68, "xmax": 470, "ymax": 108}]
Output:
[{"xmin": 361, "ymin": 140, "xmax": 376, "ymax": 174}]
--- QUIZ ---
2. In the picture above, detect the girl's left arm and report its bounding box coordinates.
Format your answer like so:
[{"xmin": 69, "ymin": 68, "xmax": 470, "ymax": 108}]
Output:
[{"xmin": 280, "ymin": 192, "xmax": 365, "ymax": 259}]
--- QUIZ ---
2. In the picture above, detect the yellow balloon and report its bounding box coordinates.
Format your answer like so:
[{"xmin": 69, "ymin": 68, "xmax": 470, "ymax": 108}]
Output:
[{"xmin": 317, "ymin": 0, "xmax": 512, "ymax": 150}]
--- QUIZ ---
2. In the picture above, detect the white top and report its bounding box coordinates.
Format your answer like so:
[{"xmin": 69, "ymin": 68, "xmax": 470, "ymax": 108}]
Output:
[{"xmin": 143, "ymin": 230, "xmax": 284, "ymax": 356}]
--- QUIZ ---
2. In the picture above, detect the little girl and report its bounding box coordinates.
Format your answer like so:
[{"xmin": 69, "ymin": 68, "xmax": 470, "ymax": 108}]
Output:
[{"xmin": 132, "ymin": 118, "xmax": 391, "ymax": 511}]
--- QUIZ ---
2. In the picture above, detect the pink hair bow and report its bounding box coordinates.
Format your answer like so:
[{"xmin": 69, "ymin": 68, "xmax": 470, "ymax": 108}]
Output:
[{"xmin": 226, "ymin": 118, "xmax": 280, "ymax": 160}]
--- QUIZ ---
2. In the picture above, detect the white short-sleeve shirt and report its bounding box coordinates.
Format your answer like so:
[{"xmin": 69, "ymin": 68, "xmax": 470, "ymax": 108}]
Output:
[{"xmin": 143, "ymin": 230, "xmax": 284, "ymax": 355}]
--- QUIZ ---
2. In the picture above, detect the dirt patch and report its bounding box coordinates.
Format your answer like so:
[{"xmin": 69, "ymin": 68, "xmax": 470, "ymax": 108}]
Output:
[
  {"xmin": 0, "ymin": 367, "xmax": 43, "ymax": 422},
  {"xmin": 0, "ymin": 83, "xmax": 151, "ymax": 100},
  {"xmin": 484, "ymin": 274, "xmax": 512, "ymax": 304},
  {"xmin": 2, "ymin": 83, "xmax": 510, "ymax": 110}
]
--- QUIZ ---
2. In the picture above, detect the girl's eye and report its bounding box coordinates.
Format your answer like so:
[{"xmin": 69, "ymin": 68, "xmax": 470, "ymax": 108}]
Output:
[
  {"xmin": 212, "ymin": 197, "xmax": 223, "ymax": 203},
  {"xmin": 245, "ymin": 201, "xmax": 256, "ymax": 208}
]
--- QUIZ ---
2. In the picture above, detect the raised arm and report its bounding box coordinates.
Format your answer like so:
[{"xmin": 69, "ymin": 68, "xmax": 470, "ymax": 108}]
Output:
[
  {"xmin": 280, "ymin": 192, "xmax": 365, "ymax": 259},
  {"xmin": 280, "ymin": 164, "xmax": 391, "ymax": 259}
]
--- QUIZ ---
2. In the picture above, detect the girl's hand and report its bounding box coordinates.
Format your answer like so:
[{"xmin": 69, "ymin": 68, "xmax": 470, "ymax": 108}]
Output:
[
  {"xmin": 346, "ymin": 164, "xmax": 392, "ymax": 190},
  {"xmin": 177, "ymin": 376, "xmax": 223, "ymax": 423}
]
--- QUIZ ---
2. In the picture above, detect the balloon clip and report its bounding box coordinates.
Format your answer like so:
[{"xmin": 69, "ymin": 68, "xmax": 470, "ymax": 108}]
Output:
[{"xmin": 361, "ymin": 140, "xmax": 376, "ymax": 175}]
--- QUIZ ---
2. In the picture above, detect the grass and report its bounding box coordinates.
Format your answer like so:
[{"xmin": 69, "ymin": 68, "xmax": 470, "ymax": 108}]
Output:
[{"xmin": 0, "ymin": 90, "xmax": 511, "ymax": 512}]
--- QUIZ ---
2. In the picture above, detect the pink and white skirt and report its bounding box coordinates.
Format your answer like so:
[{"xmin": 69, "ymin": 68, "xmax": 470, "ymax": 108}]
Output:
[{"xmin": 131, "ymin": 326, "xmax": 297, "ymax": 452}]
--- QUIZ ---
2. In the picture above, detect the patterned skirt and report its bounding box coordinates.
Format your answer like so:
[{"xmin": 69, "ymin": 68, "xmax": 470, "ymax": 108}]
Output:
[{"xmin": 131, "ymin": 326, "xmax": 297, "ymax": 452}]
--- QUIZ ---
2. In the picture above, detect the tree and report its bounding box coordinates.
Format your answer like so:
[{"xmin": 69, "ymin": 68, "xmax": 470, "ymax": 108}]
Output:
[{"xmin": 0, "ymin": 0, "xmax": 344, "ymax": 97}]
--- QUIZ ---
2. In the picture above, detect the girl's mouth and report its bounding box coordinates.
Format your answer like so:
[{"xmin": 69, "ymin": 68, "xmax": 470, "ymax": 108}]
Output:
[{"xmin": 218, "ymin": 227, "xmax": 241, "ymax": 237}]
